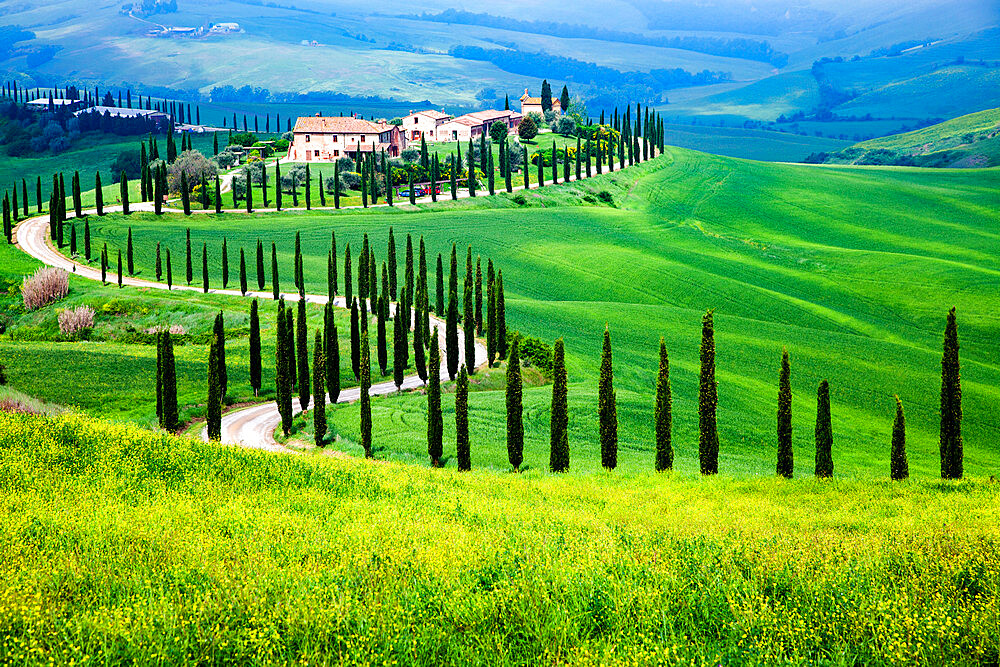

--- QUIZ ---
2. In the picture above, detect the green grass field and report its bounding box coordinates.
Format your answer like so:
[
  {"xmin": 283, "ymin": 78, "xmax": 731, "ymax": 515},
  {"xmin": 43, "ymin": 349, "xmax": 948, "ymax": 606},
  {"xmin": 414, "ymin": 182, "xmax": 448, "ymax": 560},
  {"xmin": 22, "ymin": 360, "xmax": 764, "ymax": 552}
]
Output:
[
  {"xmin": 71, "ymin": 148, "xmax": 1000, "ymax": 477},
  {"xmin": 1, "ymin": 412, "xmax": 998, "ymax": 664}
]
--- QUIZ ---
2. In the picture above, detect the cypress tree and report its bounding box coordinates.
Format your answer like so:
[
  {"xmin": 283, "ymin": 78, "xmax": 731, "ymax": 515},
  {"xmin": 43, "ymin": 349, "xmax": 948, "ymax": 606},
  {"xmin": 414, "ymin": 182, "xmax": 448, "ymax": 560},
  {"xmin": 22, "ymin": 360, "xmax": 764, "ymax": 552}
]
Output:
[
  {"xmin": 435, "ymin": 254, "xmax": 444, "ymax": 315},
  {"xmin": 285, "ymin": 306, "xmax": 296, "ymax": 410},
  {"xmin": 939, "ymin": 307, "xmax": 963, "ymax": 479},
  {"xmin": 496, "ymin": 272, "xmax": 507, "ymax": 359},
  {"xmin": 161, "ymin": 330, "xmax": 178, "ymax": 431},
  {"xmin": 486, "ymin": 270, "xmax": 496, "ymax": 367},
  {"xmin": 181, "ymin": 172, "xmax": 191, "ymax": 215},
  {"xmin": 201, "ymin": 175, "xmax": 209, "ymax": 210},
  {"xmin": 215, "ymin": 177, "xmax": 222, "ymax": 213},
  {"xmin": 598, "ymin": 327, "xmax": 618, "ymax": 470},
  {"xmin": 185, "ymin": 229, "xmax": 193, "ymax": 284},
  {"xmin": 221, "ymin": 238, "xmax": 229, "ymax": 288},
  {"xmin": 393, "ymin": 306, "xmax": 406, "ymax": 389},
  {"xmin": 698, "ymin": 310, "xmax": 719, "ymax": 475},
  {"xmin": 776, "ymin": 348, "xmax": 793, "ymax": 479},
  {"xmin": 523, "ymin": 147, "xmax": 530, "ymax": 189},
  {"xmin": 456, "ymin": 365, "xmax": 470, "ymax": 471},
  {"xmin": 359, "ymin": 234, "xmax": 369, "ymax": 301},
  {"xmin": 333, "ymin": 162, "xmax": 340, "ymax": 209},
  {"xmin": 126, "ymin": 228, "xmax": 134, "ymax": 274},
  {"xmin": 3, "ymin": 197, "xmax": 12, "ymax": 244},
  {"xmin": 239, "ymin": 248, "xmax": 248, "ymax": 295},
  {"xmin": 408, "ymin": 170, "xmax": 415, "ymax": 205},
  {"xmin": 550, "ymin": 338, "xmax": 569, "ymax": 473},
  {"xmin": 487, "ymin": 148, "xmax": 495, "ymax": 195},
  {"xmin": 117, "ymin": 249, "xmax": 123, "ymax": 288},
  {"xmin": 246, "ymin": 169, "xmax": 253, "ymax": 213},
  {"xmin": 213, "ymin": 312, "xmax": 228, "ymax": 397},
  {"xmin": 387, "ymin": 227, "xmax": 397, "ymax": 299},
  {"xmin": 206, "ymin": 331, "xmax": 223, "ymax": 441},
  {"xmin": 305, "ymin": 164, "xmax": 311, "ymax": 210},
  {"xmin": 201, "ymin": 243, "xmax": 209, "ymax": 293},
  {"xmin": 361, "ymin": 160, "xmax": 368, "ymax": 208},
  {"xmin": 446, "ymin": 282, "xmax": 459, "ymax": 380},
  {"xmin": 69, "ymin": 223, "xmax": 77, "ymax": 255},
  {"xmin": 360, "ymin": 328, "xmax": 372, "ymax": 458},
  {"xmin": 120, "ymin": 172, "xmax": 130, "ymax": 214},
  {"xmin": 155, "ymin": 331, "xmax": 163, "ymax": 426},
  {"xmin": 153, "ymin": 167, "xmax": 162, "ymax": 214},
  {"xmin": 475, "ymin": 257, "xmax": 483, "ymax": 336},
  {"xmin": 256, "ymin": 240, "xmax": 265, "ymax": 290},
  {"xmin": 324, "ymin": 303, "xmax": 340, "ymax": 403},
  {"xmin": 350, "ymin": 298, "xmax": 360, "ymax": 380},
  {"xmin": 537, "ymin": 152, "xmax": 544, "ymax": 187},
  {"xmin": 506, "ymin": 336, "xmax": 524, "ymax": 471},
  {"xmin": 552, "ymin": 141, "xmax": 558, "ymax": 184},
  {"xmin": 276, "ymin": 161, "xmax": 282, "ymax": 211},
  {"xmin": 36, "ymin": 176, "xmax": 42, "ymax": 213},
  {"xmin": 294, "ymin": 232, "xmax": 303, "ymax": 293},
  {"xmin": 419, "ymin": 238, "xmax": 430, "ymax": 344},
  {"xmin": 249, "ymin": 299, "xmax": 261, "ymax": 396},
  {"xmin": 97, "ymin": 172, "xmax": 105, "ymax": 215},
  {"xmin": 377, "ymin": 294, "xmax": 388, "ymax": 376},
  {"xmin": 814, "ymin": 380, "xmax": 834, "ymax": 478},
  {"xmin": 297, "ymin": 298, "xmax": 310, "ymax": 410},
  {"xmin": 271, "ymin": 243, "xmax": 279, "ymax": 300},
  {"xmin": 414, "ymin": 303, "xmax": 427, "ymax": 383},
  {"xmin": 654, "ymin": 337, "xmax": 672, "ymax": 472},
  {"xmin": 155, "ymin": 243, "xmax": 162, "ymax": 280},
  {"xmin": 405, "ymin": 234, "xmax": 415, "ymax": 316},
  {"xmin": 368, "ymin": 254, "xmax": 377, "ymax": 314},
  {"xmin": 427, "ymin": 329, "xmax": 443, "ymax": 466},
  {"xmin": 313, "ymin": 330, "xmax": 326, "ymax": 446},
  {"xmin": 275, "ymin": 300, "xmax": 292, "ymax": 435},
  {"xmin": 165, "ymin": 248, "xmax": 172, "ymax": 290},
  {"xmin": 318, "ymin": 170, "xmax": 326, "ymax": 206},
  {"xmin": 891, "ymin": 396, "xmax": 909, "ymax": 481}
]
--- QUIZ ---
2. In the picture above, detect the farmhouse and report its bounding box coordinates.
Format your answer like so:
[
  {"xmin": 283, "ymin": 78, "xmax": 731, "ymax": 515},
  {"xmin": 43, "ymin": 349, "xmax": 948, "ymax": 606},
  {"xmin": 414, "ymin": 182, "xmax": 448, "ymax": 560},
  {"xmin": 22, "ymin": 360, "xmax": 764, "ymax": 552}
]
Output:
[
  {"xmin": 75, "ymin": 106, "xmax": 171, "ymax": 126},
  {"xmin": 401, "ymin": 110, "xmax": 453, "ymax": 142},
  {"xmin": 519, "ymin": 89, "xmax": 561, "ymax": 117},
  {"xmin": 436, "ymin": 109, "xmax": 523, "ymax": 142},
  {"xmin": 287, "ymin": 115, "xmax": 406, "ymax": 161},
  {"xmin": 209, "ymin": 22, "xmax": 240, "ymax": 34}
]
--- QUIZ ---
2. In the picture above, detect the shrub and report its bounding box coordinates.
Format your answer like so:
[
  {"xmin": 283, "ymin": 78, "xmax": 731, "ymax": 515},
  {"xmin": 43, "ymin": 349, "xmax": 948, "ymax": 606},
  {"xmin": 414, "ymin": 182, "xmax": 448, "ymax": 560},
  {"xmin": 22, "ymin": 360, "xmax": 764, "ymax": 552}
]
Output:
[
  {"xmin": 21, "ymin": 267, "xmax": 69, "ymax": 310},
  {"xmin": 512, "ymin": 194, "xmax": 527, "ymax": 206},
  {"xmin": 506, "ymin": 330, "xmax": 553, "ymax": 376},
  {"xmin": 400, "ymin": 147, "xmax": 420, "ymax": 163},
  {"xmin": 58, "ymin": 306, "xmax": 95, "ymax": 336},
  {"xmin": 596, "ymin": 190, "xmax": 614, "ymax": 205},
  {"xmin": 553, "ymin": 115, "xmax": 577, "ymax": 136},
  {"xmin": 0, "ymin": 363, "xmax": 6, "ymax": 385},
  {"xmin": 489, "ymin": 120, "xmax": 509, "ymax": 143},
  {"xmin": 168, "ymin": 150, "xmax": 218, "ymax": 194},
  {"xmin": 340, "ymin": 171, "xmax": 362, "ymax": 191},
  {"xmin": 518, "ymin": 116, "xmax": 538, "ymax": 141}
]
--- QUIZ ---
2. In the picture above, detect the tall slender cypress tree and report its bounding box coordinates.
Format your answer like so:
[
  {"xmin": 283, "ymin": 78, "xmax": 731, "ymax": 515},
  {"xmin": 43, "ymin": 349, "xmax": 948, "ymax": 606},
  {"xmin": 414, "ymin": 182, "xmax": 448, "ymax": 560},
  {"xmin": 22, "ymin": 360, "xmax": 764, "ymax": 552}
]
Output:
[
  {"xmin": 815, "ymin": 380, "xmax": 834, "ymax": 478},
  {"xmin": 377, "ymin": 294, "xmax": 388, "ymax": 376},
  {"xmin": 487, "ymin": 270, "xmax": 496, "ymax": 366},
  {"xmin": 84, "ymin": 219, "xmax": 91, "ymax": 260},
  {"xmin": 214, "ymin": 177, "xmax": 222, "ymax": 213},
  {"xmin": 891, "ymin": 396, "xmax": 909, "ymax": 481},
  {"xmin": 463, "ymin": 280, "xmax": 475, "ymax": 376},
  {"xmin": 598, "ymin": 327, "xmax": 617, "ymax": 470},
  {"xmin": 155, "ymin": 331, "xmax": 163, "ymax": 426},
  {"xmin": 256, "ymin": 240, "xmax": 265, "ymax": 290},
  {"xmin": 350, "ymin": 298, "xmax": 360, "ymax": 380},
  {"xmin": 414, "ymin": 302, "xmax": 427, "ymax": 383},
  {"xmin": 387, "ymin": 227, "xmax": 397, "ymax": 299},
  {"xmin": 297, "ymin": 298, "xmax": 309, "ymax": 411},
  {"xmin": 446, "ymin": 282, "xmax": 459, "ymax": 380},
  {"xmin": 776, "ymin": 348, "xmax": 793, "ymax": 479},
  {"xmin": 239, "ymin": 248, "xmax": 248, "ymax": 296},
  {"xmin": 206, "ymin": 331, "xmax": 223, "ymax": 441},
  {"xmin": 165, "ymin": 248, "xmax": 172, "ymax": 290},
  {"xmin": 305, "ymin": 164, "xmax": 311, "ymax": 210},
  {"xmin": 100, "ymin": 244, "xmax": 108, "ymax": 285},
  {"xmin": 475, "ymin": 257, "xmax": 483, "ymax": 336},
  {"xmin": 325, "ymin": 303, "xmax": 340, "ymax": 403},
  {"xmin": 435, "ymin": 253, "xmax": 444, "ymax": 315},
  {"xmin": 698, "ymin": 310, "xmax": 719, "ymax": 475},
  {"xmin": 213, "ymin": 312, "xmax": 227, "ymax": 396},
  {"xmin": 393, "ymin": 306, "xmax": 406, "ymax": 389},
  {"xmin": 221, "ymin": 238, "xmax": 229, "ymax": 288},
  {"xmin": 940, "ymin": 307, "xmax": 963, "ymax": 479},
  {"xmin": 313, "ymin": 330, "xmax": 326, "ymax": 446},
  {"xmin": 344, "ymin": 243, "xmax": 353, "ymax": 306},
  {"xmin": 329, "ymin": 230, "xmax": 338, "ymax": 298},
  {"xmin": 181, "ymin": 172, "xmax": 191, "ymax": 215},
  {"xmin": 427, "ymin": 329, "xmax": 443, "ymax": 466},
  {"xmin": 655, "ymin": 337, "xmax": 672, "ymax": 471},
  {"xmin": 456, "ymin": 365, "xmax": 470, "ymax": 471},
  {"xmin": 271, "ymin": 243, "xmax": 279, "ymax": 300},
  {"xmin": 550, "ymin": 338, "xmax": 569, "ymax": 472},
  {"xmin": 285, "ymin": 306, "xmax": 296, "ymax": 415},
  {"xmin": 161, "ymin": 330, "xmax": 178, "ymax": 431},
  {"xmin": 201, "ymin": 243, "xmax": 209, "ymax": 293},
  {"xmin": 275, "ymin": 300, "xmax": 292, "ymax": 435},
  {"xmin": 117, "ymin": 249, "xmax": 123, "ymax": 288},
  {"xmin": 506, "ymin": 336, "xmax": 524, "ymax": 471},
  {"xmin": 95, "ymin": 172, "xmax": 104, "ymax": 215},
  {"xmin": 120, "ymin": 172, "xmax": 130, "ymax": 215},
  {"xmin": 249, "ymin": 299, "xmax": 261, "ymax": 396},
  {"xmin": 126, "ymin": 227, "xmax": 134, "ymax": 274}
]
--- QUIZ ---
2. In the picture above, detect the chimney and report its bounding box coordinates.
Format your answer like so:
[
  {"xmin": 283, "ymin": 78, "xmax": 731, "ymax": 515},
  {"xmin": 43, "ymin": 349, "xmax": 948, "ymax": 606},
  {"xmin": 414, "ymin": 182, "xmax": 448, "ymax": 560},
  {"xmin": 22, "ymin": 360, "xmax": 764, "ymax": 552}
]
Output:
[{"xmin": 315, "ymin": 112, "xmax": 320, "ymax": 117}]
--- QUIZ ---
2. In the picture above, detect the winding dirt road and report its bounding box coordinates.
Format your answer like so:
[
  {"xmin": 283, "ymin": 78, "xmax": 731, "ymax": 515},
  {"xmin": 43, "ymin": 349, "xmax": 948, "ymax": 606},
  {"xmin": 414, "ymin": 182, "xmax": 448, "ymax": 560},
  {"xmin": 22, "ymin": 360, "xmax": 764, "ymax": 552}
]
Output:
[{"xmin": 15, "ymin": 206, "xmax": 486, "ymax": 452}]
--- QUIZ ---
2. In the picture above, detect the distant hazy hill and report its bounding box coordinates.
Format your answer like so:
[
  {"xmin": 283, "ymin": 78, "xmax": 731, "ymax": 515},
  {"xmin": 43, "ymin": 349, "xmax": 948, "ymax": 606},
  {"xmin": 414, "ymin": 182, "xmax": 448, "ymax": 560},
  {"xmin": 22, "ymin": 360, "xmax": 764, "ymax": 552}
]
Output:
[{"xmin": 807, "ymin": 107, "xmax": 1000, "ymax": 167}]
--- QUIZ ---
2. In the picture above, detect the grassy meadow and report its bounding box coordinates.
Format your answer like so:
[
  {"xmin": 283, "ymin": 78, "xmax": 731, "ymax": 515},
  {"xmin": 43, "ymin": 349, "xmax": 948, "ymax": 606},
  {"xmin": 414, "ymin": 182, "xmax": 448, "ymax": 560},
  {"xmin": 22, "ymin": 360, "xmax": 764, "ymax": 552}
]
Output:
[
  {"xmin": 0, "ymin": 412, "xmax": 998, "ymax": 665},
  {"xmin": 73, "ymin": 148, "xmax": 1000, "ymax": 477}
]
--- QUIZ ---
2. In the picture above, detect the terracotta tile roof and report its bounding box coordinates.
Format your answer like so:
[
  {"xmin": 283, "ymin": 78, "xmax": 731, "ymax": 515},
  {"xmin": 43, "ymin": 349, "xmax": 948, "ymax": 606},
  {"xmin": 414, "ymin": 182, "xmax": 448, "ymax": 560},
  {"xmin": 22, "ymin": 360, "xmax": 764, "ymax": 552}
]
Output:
[
  {"xmin": 412, "ymin": 110, "xmax": 452, "ymax": 120},
  {"xmin": 293, "ymin": 116, "xmax": 394, "ymax": 134}
]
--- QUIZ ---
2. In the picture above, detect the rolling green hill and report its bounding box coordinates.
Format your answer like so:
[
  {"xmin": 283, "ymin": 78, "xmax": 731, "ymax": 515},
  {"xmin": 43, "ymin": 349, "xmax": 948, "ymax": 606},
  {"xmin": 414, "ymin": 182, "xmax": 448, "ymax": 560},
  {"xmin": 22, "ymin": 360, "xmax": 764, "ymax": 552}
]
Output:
[
  {"xmin": 813, "ymin": 107, "xmax": 1000, "ymax": 166},
  {"xmin": 65, "ymin": 149, "xmax": 1000, "ymax": 478},
  {"xmin": 0, "ymin": 411, "xmax": 997, "ymax": 664}
]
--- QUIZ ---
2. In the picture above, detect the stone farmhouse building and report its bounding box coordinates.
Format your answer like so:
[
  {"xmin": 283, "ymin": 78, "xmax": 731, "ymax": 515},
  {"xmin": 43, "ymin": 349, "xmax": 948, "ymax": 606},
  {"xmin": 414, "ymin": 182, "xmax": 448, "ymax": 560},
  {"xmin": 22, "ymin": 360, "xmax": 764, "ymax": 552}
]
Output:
[
  {"xmin": 436, "ymin": 109, "xmax": 523, "ymax": 142},
  {"xmin": 287, "ymin": 115, "xmax": 406, "ymax": 161},
  {"xmin": 401, "ymin": 110, "xmax": 453, "ymax": 142},
  {"xmin": 519, "ymin": 89, "xmax": 562, "ymax": 117}
]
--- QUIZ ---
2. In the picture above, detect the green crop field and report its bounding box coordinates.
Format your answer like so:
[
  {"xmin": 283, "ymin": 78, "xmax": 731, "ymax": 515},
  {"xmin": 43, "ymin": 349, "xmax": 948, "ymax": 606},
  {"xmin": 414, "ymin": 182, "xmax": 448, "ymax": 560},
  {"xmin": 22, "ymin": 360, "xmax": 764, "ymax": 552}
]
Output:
[
  {"xmin": 0, "ymin": 412, "xmax": 998, "ymax": 664},
  {"xmin": 69, "ymin": 148, "xmax": 1000, "ymax": 477}
]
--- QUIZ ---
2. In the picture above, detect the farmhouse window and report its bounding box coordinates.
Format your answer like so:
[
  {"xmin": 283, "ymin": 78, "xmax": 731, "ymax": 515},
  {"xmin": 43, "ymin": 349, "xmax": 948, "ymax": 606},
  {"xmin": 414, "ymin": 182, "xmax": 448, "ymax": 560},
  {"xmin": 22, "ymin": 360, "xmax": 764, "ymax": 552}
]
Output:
[
  {"xmin": 305, "ymin": 135, "xmax": 310, "ymax": 142},
  {"xmin": 361, "ymin": 135, "xmax": 366, "ymax": 142},
  {"xmin": 332, "ymin": 135, "xmax": 338, "ymax": 142},
  {"xmin": 314, "ymin": 150, "xmax": 319, "ymax": 157}
]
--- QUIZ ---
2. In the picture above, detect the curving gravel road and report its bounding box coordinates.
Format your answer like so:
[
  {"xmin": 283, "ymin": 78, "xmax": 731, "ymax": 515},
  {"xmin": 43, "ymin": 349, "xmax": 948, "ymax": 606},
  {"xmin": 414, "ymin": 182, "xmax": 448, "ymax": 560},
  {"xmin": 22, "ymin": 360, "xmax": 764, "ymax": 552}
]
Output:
[{"xmin": 15, "ymin": 206, "xmax": 487, "ymax": 452}]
